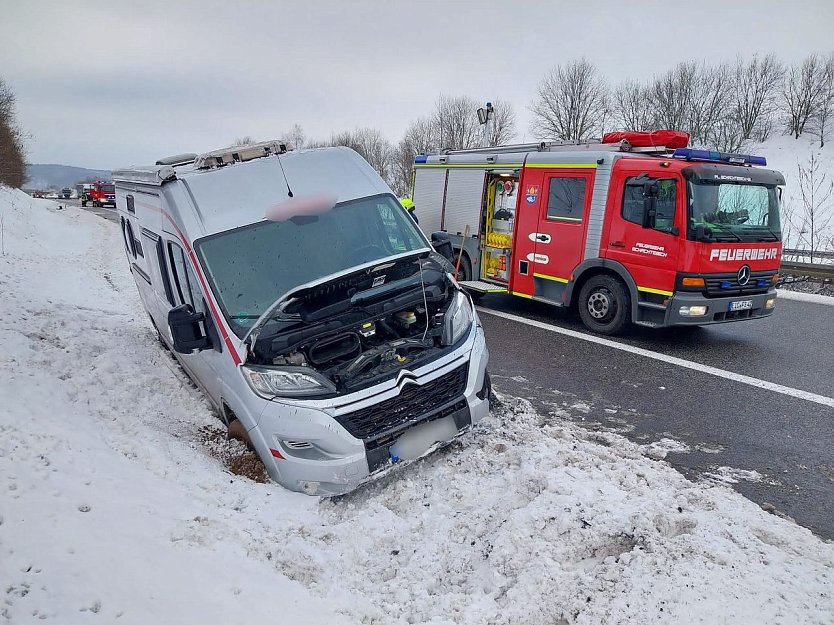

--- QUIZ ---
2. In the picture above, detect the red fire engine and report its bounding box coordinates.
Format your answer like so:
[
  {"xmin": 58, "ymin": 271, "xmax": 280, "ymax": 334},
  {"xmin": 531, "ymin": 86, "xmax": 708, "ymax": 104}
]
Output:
[
  {"xmin": 412, "ymin": 131, "xmax": 784, "ymax": 334},
  {"xmin": 87, "ymin": 180, "xmax": 116, "ymax": 208}
]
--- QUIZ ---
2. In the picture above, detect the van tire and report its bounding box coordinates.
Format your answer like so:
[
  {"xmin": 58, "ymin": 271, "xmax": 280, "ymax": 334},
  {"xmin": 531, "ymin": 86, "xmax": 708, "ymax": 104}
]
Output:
[{"xmin": 578, "ymin": 275, "xmax": 630, "ymax": 335}]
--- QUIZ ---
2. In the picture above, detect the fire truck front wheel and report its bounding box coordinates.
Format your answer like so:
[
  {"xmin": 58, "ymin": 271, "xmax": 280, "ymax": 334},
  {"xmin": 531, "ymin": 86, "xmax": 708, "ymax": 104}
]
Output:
[{"xmin": 578, "ymin": 274, "xmax": 631, "ymax": 335}]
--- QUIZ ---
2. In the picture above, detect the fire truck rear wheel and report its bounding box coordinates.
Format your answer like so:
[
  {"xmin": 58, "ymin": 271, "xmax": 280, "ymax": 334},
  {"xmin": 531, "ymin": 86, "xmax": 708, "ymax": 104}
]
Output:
[
  {"xmin": 578, "ymin": 274, "xmax": 631, "ymax": 335},
  {"xmin": 456, "ymin": 253, "xmax": 473, "ymax": 282}
]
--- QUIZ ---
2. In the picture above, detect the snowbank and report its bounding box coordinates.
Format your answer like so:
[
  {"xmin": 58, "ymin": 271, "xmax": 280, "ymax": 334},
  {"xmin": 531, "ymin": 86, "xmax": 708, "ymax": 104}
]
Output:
[
  {"xmin": 757, "ymin": 134, "xmax": 834, "ymax": 249},
  {"xmin": 1, "ymin": 187, "xmax": 832, "ymax": 625}
]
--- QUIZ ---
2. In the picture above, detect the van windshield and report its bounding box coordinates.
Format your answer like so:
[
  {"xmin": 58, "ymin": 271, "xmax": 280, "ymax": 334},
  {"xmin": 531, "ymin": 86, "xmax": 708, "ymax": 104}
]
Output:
[{"xmin": 196, "ymin": 194, "xmax": 429, "ymax": 337}]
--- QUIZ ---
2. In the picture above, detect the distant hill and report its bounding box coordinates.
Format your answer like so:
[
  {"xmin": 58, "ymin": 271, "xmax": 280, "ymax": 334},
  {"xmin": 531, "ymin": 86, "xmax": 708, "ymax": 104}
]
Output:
[{"xmin": 25, "ymin": 164, "xmax": 112, "ymax": 191}]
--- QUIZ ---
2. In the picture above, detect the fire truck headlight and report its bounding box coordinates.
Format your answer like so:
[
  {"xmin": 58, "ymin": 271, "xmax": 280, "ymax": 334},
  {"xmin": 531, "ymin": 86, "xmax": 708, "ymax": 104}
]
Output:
[
  {"xmin": 679, "ymin": 305, "xmax": 708, "ymax": 317},
  {"xmin": 766, "ymin": 298, "xmax": 776, "ymax": 310}
]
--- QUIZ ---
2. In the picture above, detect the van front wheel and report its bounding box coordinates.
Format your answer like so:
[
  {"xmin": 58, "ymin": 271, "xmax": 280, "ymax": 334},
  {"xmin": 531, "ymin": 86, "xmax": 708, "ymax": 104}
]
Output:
[{"xmin": 577, "ymin": 275, "xmax": 630, "ymax": 335}]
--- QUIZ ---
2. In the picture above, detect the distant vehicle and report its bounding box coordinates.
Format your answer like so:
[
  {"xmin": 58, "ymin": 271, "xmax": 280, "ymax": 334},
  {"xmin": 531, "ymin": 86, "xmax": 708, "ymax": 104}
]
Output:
[
  {"xmin": 87, "ymin": 181, "xmax": 116, "ymax": 208},
  {"xmin": 60, "ymin": 188, "xmax": 72, "ymax": 199},
  {"xmin": 113, "ymin": 141, "xmax": 490, "ymax": 495}
]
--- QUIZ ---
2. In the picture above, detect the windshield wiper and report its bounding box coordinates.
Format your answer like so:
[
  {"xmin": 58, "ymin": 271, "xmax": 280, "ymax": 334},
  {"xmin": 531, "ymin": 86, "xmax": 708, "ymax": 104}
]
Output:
[{"xmin": 710, "ymin": 227, "xmax": 743, "ymax": 242}]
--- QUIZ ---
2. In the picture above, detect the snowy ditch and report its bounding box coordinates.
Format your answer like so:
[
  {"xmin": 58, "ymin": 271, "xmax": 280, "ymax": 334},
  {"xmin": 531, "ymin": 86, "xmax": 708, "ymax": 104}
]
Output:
[{"xmin": 0, "ymin": 189, "xmax": 832, "ymax": 624}]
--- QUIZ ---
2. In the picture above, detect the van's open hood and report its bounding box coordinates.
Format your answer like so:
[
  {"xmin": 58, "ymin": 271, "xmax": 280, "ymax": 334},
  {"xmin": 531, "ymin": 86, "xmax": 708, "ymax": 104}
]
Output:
[{"xmin": 242, "ymin": 249, "xmax": 430, "ymax": 349}]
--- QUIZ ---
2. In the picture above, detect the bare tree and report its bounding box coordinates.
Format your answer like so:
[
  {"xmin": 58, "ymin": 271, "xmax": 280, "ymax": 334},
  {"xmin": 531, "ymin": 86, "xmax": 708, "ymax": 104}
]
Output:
[
  {"xmin": 232, "ymin": 136, "xmax": 256, "ymax": 147},
  {"xmin": 529, "ymin": 58, "xmax": 609, "ymax": 141},
  {"xmin": 793, "ymin": 153, "xmax": 834, "ymax": 262},
  {"xmin": 390, "ymin": 116, "xmax": 437, "ymax": 197},
  {"xmin": 0, "ymin": 77, "xmax": 27, "ymax": 188},
  {"xmin": 434, "ymin": 94, "xmax": 482, "ymax": 150},
  {"xmin": 732, "ymin": 54, "xmax": 785, "ymax": 141},
  {"xmin": 811, "ymin": 53, "xmax": 834, "ymax": 148},
  {"xmin": 782, "ymin": 54, "xmax": 827, "ymax": 139},
  {"xmin": 487, "ymin": 98, "xmax": 517, "ymax": 146},
  {"xmin": 326, "ymin": 127, "xmax": 394, "ymax": 186},
  {"xmin": 647, "ymin": 61, "xmax": 697, "ymax": 133},
  {"xmin": 611, "ymin": 79, "xmax": 653, "ymax": 130},
  {"xmin": 281, "ymin": 123, "xmax": 306, "ymax": 150},
  {"xmin": 647, "ymin": 61, "xmax": 734, "ymax": 147}
]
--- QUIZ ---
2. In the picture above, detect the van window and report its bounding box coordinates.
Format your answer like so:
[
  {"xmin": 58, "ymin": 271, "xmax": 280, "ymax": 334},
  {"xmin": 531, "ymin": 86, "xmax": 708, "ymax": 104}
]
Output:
[
  {"xmin": 196, "ymin": 194, "xmax": 428, "ymax": 336},
  {"xmin": 168, "ymin": 241, "xmax": 205, "ymax": 314},
  {"xmin": 546, "ymin": 177, "xmax": 586, "ymax": 222}
]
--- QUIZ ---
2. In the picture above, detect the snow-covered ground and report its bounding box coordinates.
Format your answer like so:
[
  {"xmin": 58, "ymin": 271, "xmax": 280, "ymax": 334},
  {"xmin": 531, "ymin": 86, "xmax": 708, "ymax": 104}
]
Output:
[
  {"xmin": 1, "ymin": 187, "xmax": 833, "ymax": 625},
  {"xmin": 758, "ymin": 134, "xmax": 834, "ymax": 251}
]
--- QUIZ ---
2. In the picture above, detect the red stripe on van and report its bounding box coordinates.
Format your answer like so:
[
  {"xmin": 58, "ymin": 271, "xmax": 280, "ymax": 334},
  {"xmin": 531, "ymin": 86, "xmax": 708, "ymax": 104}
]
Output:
[{"xmin": 129, "ymin": 199, "xmax": 243, "ymax": 365}]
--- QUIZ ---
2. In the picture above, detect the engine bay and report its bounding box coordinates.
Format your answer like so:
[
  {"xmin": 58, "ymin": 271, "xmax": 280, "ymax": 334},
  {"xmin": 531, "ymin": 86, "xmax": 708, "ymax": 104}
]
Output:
[{"xmin": 248, "ymin": 254, "xmax": 466, "ymax": 394}]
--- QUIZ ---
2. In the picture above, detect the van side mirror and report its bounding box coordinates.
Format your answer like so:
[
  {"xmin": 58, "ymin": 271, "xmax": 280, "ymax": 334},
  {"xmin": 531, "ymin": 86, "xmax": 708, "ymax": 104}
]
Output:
[
  {"xmin": 430, "ymin": 231, "xmax": 455, "ymax": 263},
  {"xmin": 168, "ymin": 304, "xmax": 211, "ymax": 353},
  {"xmin": 642, "ymin": 180, "xmax": 659, "ymax": 229}
]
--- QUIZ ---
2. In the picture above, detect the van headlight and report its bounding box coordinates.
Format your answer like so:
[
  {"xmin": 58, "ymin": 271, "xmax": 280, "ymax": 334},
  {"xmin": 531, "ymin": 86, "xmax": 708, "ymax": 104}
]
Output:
[
  {"xmin": 242, "ymin": 365, "xmax": 336, "ymax": 398},
  {"xmin": 442, "ymin": 291, "xmax": 474, "ymax": 346}
]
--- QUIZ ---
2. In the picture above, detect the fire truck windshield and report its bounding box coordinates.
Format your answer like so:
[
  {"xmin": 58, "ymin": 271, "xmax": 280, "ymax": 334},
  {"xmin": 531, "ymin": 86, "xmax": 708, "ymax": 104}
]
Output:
[
  {"xmin": 101, "ymin": 184, "xmax": 115, "ymax": 193},
  {"xmin": 687, "ymin": 181, "xmax": 781, "ymax": 242}
]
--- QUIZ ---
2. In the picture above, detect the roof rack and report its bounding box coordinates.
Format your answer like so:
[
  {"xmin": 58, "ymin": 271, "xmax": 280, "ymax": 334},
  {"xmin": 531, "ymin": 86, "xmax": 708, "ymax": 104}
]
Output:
[
  {"xmin": 193, "ymin": 140, "xmax": 288, "ymax": 170},
  {"xmin": 441, "ymin": 139, "xmax": 670, "ymax": 156},
  {"xmin": 155, "ymin": 153, "xmax": 198, "ymax": 166}
]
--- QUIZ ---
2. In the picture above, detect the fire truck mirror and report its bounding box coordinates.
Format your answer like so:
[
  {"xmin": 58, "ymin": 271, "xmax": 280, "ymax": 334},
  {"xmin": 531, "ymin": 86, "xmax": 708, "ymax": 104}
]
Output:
[{"xmin": 641, "ymin": 180, "xmax": 659, "ymax": 230}]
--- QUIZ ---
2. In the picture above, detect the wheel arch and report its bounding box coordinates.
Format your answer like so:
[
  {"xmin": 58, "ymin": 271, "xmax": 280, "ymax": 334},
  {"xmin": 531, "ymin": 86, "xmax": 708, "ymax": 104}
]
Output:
[{"xmin": 567, "ymin": 259, "xmax": 640, "ymax": 320}]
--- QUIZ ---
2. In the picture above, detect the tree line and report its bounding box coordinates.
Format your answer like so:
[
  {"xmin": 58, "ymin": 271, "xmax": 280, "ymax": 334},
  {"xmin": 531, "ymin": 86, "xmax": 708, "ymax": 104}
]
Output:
[
  {"xmin": 0, "ymin": 77, "xmax": 26, "ymax": 188},
  {"xmin": 265, "ymin": 52, "xmax": 833, "ymax": 198}
]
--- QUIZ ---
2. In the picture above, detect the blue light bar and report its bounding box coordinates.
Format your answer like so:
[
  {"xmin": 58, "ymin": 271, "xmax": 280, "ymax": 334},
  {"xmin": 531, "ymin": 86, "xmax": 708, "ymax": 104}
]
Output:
[
  {"xmin": 672, "ymin": 148, "xmax": 767, "ymax": 167},
  {"xmin": 414, "ymin": 155, "xmax": 427, "ymax": 164}
]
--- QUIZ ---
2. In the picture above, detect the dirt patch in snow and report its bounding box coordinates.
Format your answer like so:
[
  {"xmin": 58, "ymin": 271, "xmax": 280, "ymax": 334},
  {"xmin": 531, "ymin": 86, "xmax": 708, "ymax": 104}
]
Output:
[{"xmin": 198, "ymin": 425, "xmax": 269, "ymax": 483}]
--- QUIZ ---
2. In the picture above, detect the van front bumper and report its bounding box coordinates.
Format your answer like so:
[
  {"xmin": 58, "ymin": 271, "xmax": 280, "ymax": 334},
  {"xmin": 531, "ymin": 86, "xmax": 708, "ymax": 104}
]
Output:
[
  {"xmin": 247, "ymin": 322, "xmax": 490, "ymax": 496},
  {"xmin": 666, "ymin": 289, "xmax": 777, "ymax": 326}
]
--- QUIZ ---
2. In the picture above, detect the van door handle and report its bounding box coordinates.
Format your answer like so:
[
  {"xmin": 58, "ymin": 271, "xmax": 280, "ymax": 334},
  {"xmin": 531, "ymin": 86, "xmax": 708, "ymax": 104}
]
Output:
[
  {"xmin": 610, "ymin": 241, "xmax": 625, "ymax": 248},
  {"xmin": 535, "ymin": 234, "xmax": 549, "ymax": 242}
]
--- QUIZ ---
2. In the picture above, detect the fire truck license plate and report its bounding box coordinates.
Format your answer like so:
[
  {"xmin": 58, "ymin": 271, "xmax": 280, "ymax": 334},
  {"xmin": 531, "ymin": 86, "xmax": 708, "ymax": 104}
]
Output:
[{"xmin": 729, "ymin": 300, "xmax": 753, "ymax": 311}]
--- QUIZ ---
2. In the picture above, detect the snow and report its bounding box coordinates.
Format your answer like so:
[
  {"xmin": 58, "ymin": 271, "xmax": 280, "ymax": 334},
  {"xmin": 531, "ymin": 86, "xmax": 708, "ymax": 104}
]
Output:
[
  {"xmin": 757, "ymin": 134, "xmax": 834, "ymax": 249},
  {"xmin": 1, "ymin": 186, "xmax": 833, "ymax": 624},
  {"xmin": 777, "ymin": 288, "xmax": 834, "ymax": 306}
]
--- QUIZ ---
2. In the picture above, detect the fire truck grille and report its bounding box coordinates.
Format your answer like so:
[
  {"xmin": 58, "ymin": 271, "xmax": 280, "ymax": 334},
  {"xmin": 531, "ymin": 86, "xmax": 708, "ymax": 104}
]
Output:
[
  {"xmin": 336, "ymin": 364, "xmax": 468, "ymax": 442},
  {"xmin": 704, "ymin": 271, "xmax": 775, "ymax": 297}
]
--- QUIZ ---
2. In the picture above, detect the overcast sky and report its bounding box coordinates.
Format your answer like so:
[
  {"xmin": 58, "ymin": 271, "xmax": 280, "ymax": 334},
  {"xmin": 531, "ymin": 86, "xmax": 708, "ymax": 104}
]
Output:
[{"xmin": 2, "ymin": 0, "xmax": 832, "ymax": 169}]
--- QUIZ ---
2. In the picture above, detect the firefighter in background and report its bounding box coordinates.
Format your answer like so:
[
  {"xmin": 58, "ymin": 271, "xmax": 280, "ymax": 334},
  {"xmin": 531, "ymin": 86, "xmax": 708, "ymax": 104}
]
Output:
[{"xmin": 400, "ymin": 197, "xmax": 418, "ymax": 224}]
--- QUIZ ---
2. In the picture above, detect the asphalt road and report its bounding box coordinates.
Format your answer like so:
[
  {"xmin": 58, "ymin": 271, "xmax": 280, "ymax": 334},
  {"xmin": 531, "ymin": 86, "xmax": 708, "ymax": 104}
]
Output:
[
  {"xmin": 477, "ymin": 292, "xmax": 834, "ymax": 540},
  {"xmin": 63, "ymin": 197, "xmax": 119, "ymax": 223}
]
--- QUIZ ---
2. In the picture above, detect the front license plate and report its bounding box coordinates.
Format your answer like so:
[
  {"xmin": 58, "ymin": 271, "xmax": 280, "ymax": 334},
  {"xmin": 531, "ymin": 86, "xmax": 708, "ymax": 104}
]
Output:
[{"xmin": 729, "ymin": 300, "xmax": 753, "ymax": 311}]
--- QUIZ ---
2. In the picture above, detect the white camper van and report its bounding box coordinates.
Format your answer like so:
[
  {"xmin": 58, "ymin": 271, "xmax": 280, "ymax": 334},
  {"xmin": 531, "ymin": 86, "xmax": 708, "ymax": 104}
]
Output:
[{"xmin": 113, "ymin": 141, "xmax": 490, "ymax": 495}]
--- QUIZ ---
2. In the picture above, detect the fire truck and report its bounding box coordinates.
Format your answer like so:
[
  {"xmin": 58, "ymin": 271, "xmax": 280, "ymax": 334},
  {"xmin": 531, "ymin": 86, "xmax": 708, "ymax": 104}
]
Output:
[
  {"xmin": 86, "ymin": 180, "xmax": 116, "ymax": 208},
  {"xmin": 412, "ymin": 131, "xmax": 784, "ymax": 334}
]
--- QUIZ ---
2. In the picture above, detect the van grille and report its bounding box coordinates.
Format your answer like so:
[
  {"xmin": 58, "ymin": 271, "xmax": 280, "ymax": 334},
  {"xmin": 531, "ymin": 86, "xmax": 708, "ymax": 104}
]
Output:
[{"xmin": 335, "ymin": 364, "xmax": 468, "ymax": 442}]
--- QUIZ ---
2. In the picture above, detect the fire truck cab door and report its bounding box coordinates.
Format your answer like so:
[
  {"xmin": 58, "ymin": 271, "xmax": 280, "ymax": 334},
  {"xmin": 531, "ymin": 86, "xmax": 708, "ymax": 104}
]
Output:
[{"xmin": 512, "ymin": 167, "xmax": 595, "ymax": 302}]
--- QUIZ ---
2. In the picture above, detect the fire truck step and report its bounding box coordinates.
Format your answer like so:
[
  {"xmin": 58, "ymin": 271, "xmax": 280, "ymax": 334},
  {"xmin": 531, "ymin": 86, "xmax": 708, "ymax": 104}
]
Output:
[{"xmin": 459, "ymin": 281, "xmax": 508, "ymax": 294}]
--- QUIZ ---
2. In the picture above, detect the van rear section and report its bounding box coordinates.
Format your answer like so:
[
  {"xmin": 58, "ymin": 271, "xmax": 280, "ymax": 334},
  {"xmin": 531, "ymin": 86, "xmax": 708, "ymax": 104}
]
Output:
[
  {"xmin": 114, "ymin": 142, "xmax": 490, "ymax": 495},
  {"xmin": 412, "ymin": 133, "xmax": 784, "ymax": 335}
]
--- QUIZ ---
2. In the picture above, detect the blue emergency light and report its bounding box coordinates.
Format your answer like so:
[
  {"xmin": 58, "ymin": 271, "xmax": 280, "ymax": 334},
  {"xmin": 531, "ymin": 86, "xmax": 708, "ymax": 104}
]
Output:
[
  {"xmin": 672, "ymin": 148, "xmax": 767, "ymax": 167},
  {"xmin": 414, "ymin": 155, "xmax": 428, "ymax": 164}
]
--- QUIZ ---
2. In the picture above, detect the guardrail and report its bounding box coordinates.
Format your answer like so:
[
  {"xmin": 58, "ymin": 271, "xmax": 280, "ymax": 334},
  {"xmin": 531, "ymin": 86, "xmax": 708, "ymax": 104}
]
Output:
[
  {"xmin": 780, "ymin": 260, "xmax": 834, "ymax": 280},
  {"xmin": 783, "ymin": 248, "xmax": 834, "ymax": 260}
]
